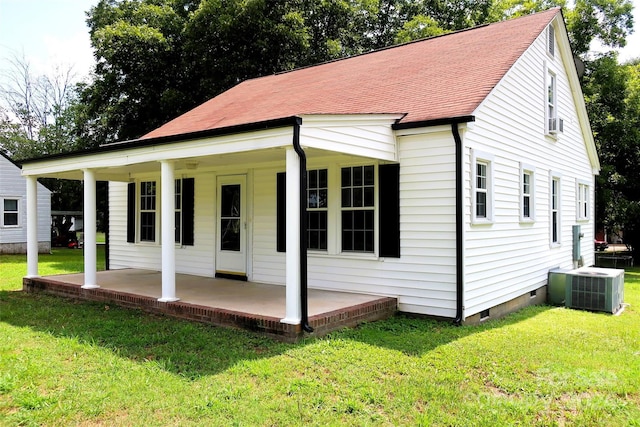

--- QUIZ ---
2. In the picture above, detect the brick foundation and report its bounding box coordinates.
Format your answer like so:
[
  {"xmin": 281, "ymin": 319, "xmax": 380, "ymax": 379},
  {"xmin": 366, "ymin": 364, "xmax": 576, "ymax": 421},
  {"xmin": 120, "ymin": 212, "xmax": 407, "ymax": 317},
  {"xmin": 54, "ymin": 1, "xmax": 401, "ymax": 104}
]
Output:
[{"xmin": 23, "ymin": 276, "xmax": 396, "ymax": 342}]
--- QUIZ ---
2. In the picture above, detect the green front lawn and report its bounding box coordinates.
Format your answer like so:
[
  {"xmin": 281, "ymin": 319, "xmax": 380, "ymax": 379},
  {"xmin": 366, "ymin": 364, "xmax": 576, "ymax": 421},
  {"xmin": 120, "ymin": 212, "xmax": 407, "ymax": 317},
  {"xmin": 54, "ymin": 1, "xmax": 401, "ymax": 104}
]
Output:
[{"xmin": 1, "ymin": 251, "xmax": 639, "ymax": 426}]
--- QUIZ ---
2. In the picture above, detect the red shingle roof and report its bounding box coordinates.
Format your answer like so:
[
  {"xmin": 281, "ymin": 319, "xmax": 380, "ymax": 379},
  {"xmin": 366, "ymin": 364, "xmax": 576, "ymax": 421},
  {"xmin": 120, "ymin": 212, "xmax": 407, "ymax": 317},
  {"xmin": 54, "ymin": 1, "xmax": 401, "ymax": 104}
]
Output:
[{"xmin": 143, "ymin": 8, "xmax": 560, "ymax": 140}]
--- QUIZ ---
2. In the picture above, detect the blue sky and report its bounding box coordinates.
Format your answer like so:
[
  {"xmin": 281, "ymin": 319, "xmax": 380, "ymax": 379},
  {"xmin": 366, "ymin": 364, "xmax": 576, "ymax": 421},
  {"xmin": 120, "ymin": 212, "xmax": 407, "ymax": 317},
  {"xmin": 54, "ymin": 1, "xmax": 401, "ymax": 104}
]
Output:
[
  {"xmin": 0, "ymin": 0, "xmax": 96, "ymax": 81},
  {"xmin": 0, "ymin": 0, "xmax": 639, "ymax": 87}
]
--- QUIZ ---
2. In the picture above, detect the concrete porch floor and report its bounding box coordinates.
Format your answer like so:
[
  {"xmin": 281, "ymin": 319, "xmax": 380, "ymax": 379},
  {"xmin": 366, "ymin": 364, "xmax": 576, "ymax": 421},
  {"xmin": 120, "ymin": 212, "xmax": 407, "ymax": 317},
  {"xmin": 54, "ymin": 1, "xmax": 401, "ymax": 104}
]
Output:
[{"xmin": 23, "ymin": 269, "xmax": 397, "ymax": 341}]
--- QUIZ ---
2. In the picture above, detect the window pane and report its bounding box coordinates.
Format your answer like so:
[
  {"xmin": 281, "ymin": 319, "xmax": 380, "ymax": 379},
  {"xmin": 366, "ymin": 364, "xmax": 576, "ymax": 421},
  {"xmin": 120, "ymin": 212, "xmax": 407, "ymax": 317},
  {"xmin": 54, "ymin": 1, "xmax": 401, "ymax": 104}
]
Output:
[
  {"xmin": 364, "ymin": 187, "xmax": 374, "ymax": 207},
  {"xmin": 353, "ymin": 166, "xmax": 362, "ymax": 186},
  {"xmin": 221, "ymin": 185, "xmax": 240, "ymax": 217},
  {"xmin": 307, "ymin": 211, "xmax": 327, "ymax": 250},
  {"xmin": 4, "ymin": 213, "xmax": 18, "ymax": 226},
  {"xmin": 476, "ymin": 192, "xmax": 486, "ymax": 218},
  {"xmin": 221, "ymin": 219, "xmax": 241, "ymax": 251},
  {"xmin": 4, "ymin": 199, "xmax": 18, "ymax": 211},
  {"xmin": 318, "ymin": 189, "xmax": 327, "ymax": 208},
  {"xmin": 308, "ymin": 169, "xmax": 317, "ymax": 188},
  {"xmin": 342, "ymin": 210, "xmax": 374, "ymax": 253},
  {"xmin": 175, "ymin": 212, "xmax": 181, "ymax": 243},
  {"xmin": 341, "ymin": 167, "xmax": 351, "ymax": 187},
  {"xmin": 319, "ymin": 169, "xmax": 327, "ymax": 188},
  {"xmin": 140, "ymin": 212, "xmax": 156, "ymax": 241},
  {"xmin": 523, "ymin": 196, "xmax": 530, "ymax": 218},
  {"xmin": 342, "ymin": 188, "xmax": 351, "ymax": 207},
  {"xmin": 364, "ymin": 165, "xmax": 375, "ymax": 185},
  {"xmin": 353, "ymin": 187, "xmax": 363, "ymax": 207},
  {"xmin": 308, "ymin": 189, "xmax": 318, "ymax": 208}
]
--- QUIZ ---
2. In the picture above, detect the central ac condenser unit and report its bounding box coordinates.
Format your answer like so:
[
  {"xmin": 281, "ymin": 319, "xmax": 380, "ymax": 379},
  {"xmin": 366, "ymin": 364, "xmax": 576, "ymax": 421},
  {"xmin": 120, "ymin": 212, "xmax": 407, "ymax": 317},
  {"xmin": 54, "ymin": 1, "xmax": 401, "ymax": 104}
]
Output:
[{"xmin": 564, "ymin": 267, "xmax": 624, "ymax": 314}]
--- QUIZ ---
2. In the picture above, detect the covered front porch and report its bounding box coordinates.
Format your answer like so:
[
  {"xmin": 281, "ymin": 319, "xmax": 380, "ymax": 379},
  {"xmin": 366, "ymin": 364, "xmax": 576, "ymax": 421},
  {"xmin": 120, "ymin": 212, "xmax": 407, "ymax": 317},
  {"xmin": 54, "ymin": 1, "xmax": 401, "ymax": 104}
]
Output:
[{"xmin": 23, "ymin": 269, "xmax": 397, "ymax": 341}]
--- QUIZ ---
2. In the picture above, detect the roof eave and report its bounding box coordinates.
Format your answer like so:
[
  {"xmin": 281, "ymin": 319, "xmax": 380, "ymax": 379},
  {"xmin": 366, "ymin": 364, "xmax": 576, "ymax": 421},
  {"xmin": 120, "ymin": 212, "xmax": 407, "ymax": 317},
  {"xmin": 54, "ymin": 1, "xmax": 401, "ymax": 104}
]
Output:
[
  {"xmin": 392, "ymin": 115, "xmax": 476, "ymax": 131},
  {"xmin": 19, "ymin": 116, "xmax": 302, "ymax": 165}
]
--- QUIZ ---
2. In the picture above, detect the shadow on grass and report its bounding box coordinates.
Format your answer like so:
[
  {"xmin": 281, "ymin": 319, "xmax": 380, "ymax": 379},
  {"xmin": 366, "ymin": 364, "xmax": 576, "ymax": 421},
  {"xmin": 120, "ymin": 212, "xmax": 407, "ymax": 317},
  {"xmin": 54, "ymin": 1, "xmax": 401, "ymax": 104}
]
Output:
[
  {"xmin": 332, "ymin": 304, "xmax": 554, "ymax": 356},
  {"xmin": 0, "ymin": 290, "xmax": 292, "ymax": 379},
  {"xmin": 0, "ymin": 285, "xmax": 553, "ymax": 379}
]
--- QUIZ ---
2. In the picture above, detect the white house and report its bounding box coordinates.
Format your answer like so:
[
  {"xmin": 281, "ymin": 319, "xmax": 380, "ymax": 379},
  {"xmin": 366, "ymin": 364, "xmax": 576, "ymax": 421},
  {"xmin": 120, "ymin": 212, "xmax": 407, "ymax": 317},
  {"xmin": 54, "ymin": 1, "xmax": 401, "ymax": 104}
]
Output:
[
  {"xmin": 0, "ymin": 151, "xmax": 51, "ymax": 254},
  {"xmin": 20, "ymin": 8, "xmax": 599, "ymax": 325}
]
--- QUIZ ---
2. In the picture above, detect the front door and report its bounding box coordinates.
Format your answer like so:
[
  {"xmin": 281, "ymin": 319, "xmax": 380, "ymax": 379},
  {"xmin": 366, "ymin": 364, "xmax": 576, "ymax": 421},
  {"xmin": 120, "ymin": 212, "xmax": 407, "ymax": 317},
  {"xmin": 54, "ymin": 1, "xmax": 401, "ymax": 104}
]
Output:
[{"xmin": 216, "ymin": 175, "xmax": 247, "ymax": 278}]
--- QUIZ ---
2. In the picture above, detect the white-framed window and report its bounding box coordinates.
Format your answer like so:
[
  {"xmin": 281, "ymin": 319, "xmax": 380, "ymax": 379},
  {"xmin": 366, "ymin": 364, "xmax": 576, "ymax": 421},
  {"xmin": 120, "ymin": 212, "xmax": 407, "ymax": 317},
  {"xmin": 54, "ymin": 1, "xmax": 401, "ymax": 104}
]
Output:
[
  {"xmin": 1, "ymin": 198, "xmax": 19, "ymax": 227},
  {"xmin": 577, "ymin": 180, "xmax": 590, "ymax": 221},
  {"xmin": 520, "ymin": 163, "xmax": 535, "ymax": 222},
  {"xmin": 140, "ymin": 181, "xmax": 157, "ymax": 242},
  {"xmin": 175, "ymin": 179, "xmax": 182, "ymax": 243},
  {"xmin": 546, "ymin": 69, "xmax": 558, "ymax": 135},
  {"xmin": 341, "ymin": 165, "xmax": 375, "ymax": 252},
  {"xmin": 307, "ymin": 168, "xmax": 328, "ymax": 250},
  {"xmin": 550, "ymin": 173, "xmax": 561, "ymax": 245},
  {"xmin": 547, "ymin": 24, "xmax": 555, "ymax": 57},
  {"xmin": 471, "ymin": 150, "xmax": 494, "ymax": 223}
]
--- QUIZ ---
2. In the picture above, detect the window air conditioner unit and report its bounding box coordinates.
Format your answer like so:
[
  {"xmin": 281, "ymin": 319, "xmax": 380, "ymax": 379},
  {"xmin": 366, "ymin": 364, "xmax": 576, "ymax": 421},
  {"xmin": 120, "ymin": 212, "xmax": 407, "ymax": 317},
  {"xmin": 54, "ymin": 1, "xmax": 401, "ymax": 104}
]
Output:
[
  {"xmin": 548, "ymin": 118, "xmax": 563, "ymax": 134},
  {"xmin": 565, "ymin": 267, "xmax": 624, "ymax": 314}
]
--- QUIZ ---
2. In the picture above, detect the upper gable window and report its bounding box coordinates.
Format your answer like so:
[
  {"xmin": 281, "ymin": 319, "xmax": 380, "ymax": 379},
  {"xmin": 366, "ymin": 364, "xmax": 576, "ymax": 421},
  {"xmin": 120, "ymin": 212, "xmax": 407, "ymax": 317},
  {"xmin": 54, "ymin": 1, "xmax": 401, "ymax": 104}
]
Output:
[
  {"xmin": 546, "ymin": 70, "xmax": 558, "ymax": 135},
  {"xmin": 547, "ymin": 25, "xmax": 555, "ymax": 57}
]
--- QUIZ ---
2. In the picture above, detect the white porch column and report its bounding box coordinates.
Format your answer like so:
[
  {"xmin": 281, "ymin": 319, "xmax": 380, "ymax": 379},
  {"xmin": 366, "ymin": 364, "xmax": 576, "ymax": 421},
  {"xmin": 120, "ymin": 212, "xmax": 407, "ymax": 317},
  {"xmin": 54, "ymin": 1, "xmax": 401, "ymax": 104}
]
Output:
[
  {"xmin": 158, "ymin": 160, "xmax": 179, "ymax": 302},
  {"xmin": 281, "ymin": 147, "xmax": 301, "ymax": 324},
  {"xmin": 82, "ymin": 169, "xmax": 99, "ymax": 289},
  {"xmin": 26, "ymin": 175, "xmax": 39, "ymax": 277}
]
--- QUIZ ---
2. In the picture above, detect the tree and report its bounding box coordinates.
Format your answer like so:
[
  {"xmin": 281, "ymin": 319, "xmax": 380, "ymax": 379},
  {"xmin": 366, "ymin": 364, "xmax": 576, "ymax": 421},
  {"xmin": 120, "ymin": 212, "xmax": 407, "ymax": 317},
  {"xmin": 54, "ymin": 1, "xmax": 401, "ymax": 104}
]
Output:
[{"xmin": 583, "ymin": 54, "xmax": 640, "ymax": 256}]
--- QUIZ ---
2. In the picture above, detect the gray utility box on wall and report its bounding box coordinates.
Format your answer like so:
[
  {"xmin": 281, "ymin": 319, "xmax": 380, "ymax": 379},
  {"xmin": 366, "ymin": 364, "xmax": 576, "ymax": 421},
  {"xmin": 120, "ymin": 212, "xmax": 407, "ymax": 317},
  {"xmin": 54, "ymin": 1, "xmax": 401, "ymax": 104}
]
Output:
[{"xmin": 565, "ymin": 267, "xmax": 624, "ymax": 314}]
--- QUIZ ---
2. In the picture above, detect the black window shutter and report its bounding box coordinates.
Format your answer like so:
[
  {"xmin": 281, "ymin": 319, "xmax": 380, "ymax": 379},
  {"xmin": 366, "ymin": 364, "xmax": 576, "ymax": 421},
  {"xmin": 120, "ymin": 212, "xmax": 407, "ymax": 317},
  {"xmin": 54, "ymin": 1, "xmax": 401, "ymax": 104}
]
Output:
[
  {"xmin": 379, "ymin": 164, "xmax": 400, "ymax": 258},
  {"xmin": 182, "ymin": 178, "xmax": 195, "ymax": 246},
  {"xmin": 276, "ymin": 172, "xmax": 286, "ymax": 252},
  {"xmin": 126, "ymin": 182, "xmax": 136, "ymax": 243}
]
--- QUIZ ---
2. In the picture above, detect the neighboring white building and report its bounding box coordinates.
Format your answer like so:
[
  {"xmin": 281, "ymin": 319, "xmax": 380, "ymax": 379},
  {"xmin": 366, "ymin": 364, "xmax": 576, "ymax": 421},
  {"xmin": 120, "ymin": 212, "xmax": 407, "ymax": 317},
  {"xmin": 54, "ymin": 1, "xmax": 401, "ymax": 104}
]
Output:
[
  {"xmin": 0, "ymin": 151, "xmax": 51, "ymax": 254},
  {"xmin": 20, "ymin": 8, "xmax": 599, "ymax": 323}
]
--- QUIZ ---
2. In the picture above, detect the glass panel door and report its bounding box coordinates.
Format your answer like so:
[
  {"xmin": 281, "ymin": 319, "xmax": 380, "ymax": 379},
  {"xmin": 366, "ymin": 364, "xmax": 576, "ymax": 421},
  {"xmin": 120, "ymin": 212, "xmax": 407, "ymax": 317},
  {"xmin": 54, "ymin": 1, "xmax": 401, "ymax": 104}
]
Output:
[
  {"xmin": 216, "ymin": 175, "xmax": 247, "ymax": 277},
  {"xmin": 220, "ymin": 184, "xmax": 241, "ymax": 251}
]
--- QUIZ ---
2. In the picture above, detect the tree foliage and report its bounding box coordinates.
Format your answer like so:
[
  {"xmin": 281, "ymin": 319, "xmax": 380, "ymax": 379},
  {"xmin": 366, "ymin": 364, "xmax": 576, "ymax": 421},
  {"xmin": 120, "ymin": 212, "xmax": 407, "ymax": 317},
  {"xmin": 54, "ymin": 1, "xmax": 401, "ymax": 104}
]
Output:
[{"xmin": 582, "ymin": 54, "xmax": 640, "ymax": 255}]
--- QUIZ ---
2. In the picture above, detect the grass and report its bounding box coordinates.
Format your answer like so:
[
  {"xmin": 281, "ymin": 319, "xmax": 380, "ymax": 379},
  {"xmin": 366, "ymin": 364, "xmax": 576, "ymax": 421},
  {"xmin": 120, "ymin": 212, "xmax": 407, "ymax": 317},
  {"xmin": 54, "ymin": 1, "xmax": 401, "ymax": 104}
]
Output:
[{"xmin": 1, "ymin": 251, "xmax": 639, "ymax": 426}]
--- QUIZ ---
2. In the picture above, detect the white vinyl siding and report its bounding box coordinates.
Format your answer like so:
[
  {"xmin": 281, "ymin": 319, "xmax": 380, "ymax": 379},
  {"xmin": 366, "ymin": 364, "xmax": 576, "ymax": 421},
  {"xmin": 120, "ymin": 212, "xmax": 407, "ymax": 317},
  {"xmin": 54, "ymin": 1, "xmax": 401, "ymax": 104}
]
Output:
[
  {"xmin": 461, "ymin": 24, "xmax": 595, "ymax": 318},
  {"xmin": 109, "ymin": 174, "xmax": 215, "ymax": 276},
  {"xmin": 251, "ymin": 132, "xmax": 458, "ymax": 318}
]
